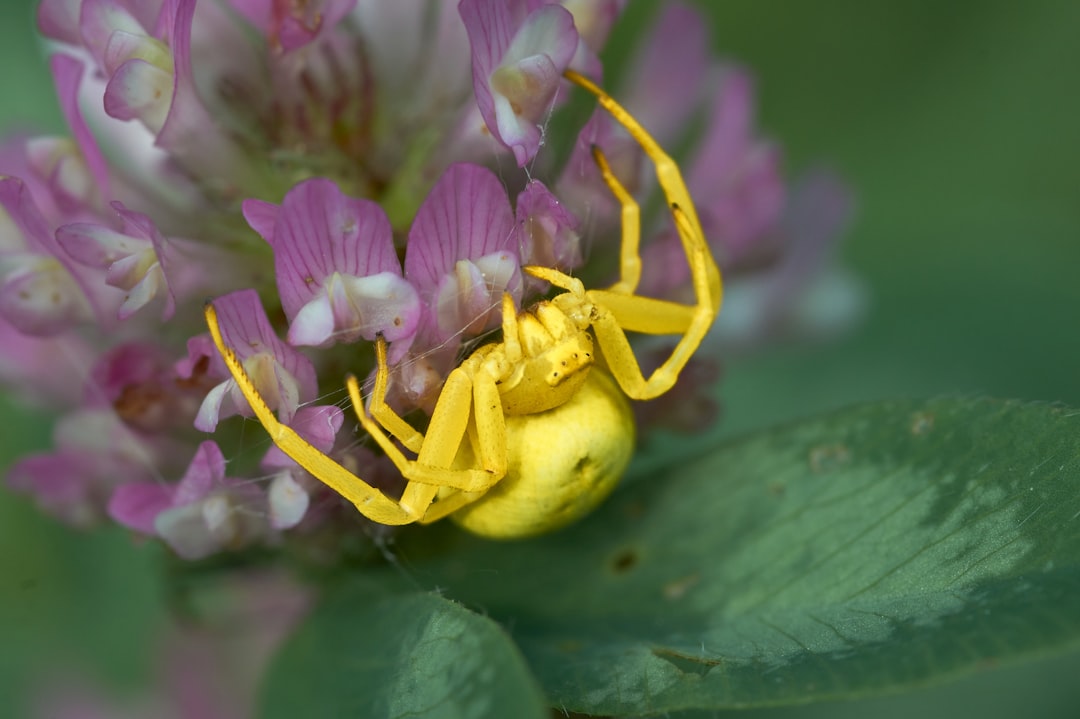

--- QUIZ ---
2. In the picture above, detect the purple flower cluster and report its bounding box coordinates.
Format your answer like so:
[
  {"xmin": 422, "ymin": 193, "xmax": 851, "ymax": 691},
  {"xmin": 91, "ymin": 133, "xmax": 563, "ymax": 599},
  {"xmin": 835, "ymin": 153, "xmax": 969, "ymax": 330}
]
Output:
[{"xmin": 2, "ymin": 0, "xmax": 853, "ymax": 559}]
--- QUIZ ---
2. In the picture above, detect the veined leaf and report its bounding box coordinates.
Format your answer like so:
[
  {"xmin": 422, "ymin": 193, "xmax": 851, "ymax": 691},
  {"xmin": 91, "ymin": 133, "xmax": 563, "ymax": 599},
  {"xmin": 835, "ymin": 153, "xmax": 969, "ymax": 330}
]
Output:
[
  {"xmin": 259, "ymin": 585, "xmax": 548, "ymax": 719},
  {"xmin": 399, "ymin": 398, "xmax": 1080, "ymax": 714}
]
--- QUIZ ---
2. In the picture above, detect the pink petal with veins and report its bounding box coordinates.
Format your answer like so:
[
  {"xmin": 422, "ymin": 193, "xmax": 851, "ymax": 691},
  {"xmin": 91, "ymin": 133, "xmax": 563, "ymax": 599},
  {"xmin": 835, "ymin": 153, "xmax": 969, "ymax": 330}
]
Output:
[
  {"xmin": 404, "ymin": 163, "xmax": 521, "ymax": 343},
  {"xmin": 248, "ymin": 178, "xmax": 420, "ymax": 349},
  {"xmin": 250, "ymin": 178, "xmax": 401, "ymax": 319}
]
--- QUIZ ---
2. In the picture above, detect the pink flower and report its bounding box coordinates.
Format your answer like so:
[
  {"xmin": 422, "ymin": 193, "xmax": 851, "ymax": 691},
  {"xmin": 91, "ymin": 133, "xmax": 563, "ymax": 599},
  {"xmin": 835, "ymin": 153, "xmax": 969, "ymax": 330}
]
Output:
[
  {"xmin": 516, "ymin": 178, "xmax": 583, "ymax": 275},
  {"xmin": 460, "ymin": 0, "xmax": 580, "ymax": 165},
  {"xmin": 244, "ymin": 178, "xmax": 420, "ymax": 356},
  {"xmin": 57, "ymin": 201, "xmax": 177, "ymax": 320},
  {"xmin": 259, "ymin": 403, "xmax": 345, "ymax": 529},
  {"xmin": 109, "ymin": 440, "xmax": 269, "ymax": 559},
  {"xmin": 87, "ymin": 342, "xmax": 204, "ymax": 432},
  {"xmin": 8, "ymin": 408, "xmax": 169, "ymax": 527},
  {"xmin": 190, "ymin": 289, "xmax": 317, "ymax": 432},
  {"xmin": 404, "ymin": 163, "xmax": 523, "ymax": 348},
  {"xmin": 0, "ymin": 0, "xmax": 855, "ymax": 561},
  {"xmin": 0, "ymin": 177, "xmax": 96, "ymax": 334}
]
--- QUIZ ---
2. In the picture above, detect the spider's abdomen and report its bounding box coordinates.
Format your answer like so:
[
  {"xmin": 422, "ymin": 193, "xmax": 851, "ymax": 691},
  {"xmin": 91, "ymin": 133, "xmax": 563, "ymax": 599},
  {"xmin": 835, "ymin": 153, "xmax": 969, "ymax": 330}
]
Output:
[{"xmin": 451, "ymin": 370, "xmax": 634, "ymax": 539}]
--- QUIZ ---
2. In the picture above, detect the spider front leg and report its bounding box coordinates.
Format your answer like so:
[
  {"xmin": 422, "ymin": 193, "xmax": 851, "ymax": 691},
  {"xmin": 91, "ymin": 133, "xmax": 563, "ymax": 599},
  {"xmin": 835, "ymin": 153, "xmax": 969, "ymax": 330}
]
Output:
[
  {"xmin": 545, "ymin": 71, "xmax": 723, "ymax": 400},
  {"xmin": 203, "ymin": 302, "xmax": 420, "ymax": 525},
  {"xmin": 345, "ymin": 336, "xmax": 510, "ymax": 521}
]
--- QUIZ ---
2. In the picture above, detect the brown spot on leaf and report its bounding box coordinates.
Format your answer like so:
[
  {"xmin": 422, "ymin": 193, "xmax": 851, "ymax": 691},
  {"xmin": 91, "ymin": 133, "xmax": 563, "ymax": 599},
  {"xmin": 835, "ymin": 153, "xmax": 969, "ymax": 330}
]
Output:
[
  {"xmin": 651, "ymin": 647, "xmax": 723, "ymax": 676},
  {"xmin": 610, "ymin": 548, "xmax": 639, "ymax": 574}
]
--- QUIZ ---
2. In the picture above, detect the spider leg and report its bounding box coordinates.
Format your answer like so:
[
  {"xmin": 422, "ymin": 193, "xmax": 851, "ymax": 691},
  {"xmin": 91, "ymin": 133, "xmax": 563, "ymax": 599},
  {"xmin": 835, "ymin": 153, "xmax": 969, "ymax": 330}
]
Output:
[
  {"xmin": 559, "ymin": 70, "xmax": 723, "ymax": 400},
  {"xmin": 204, "ymin": 303, "xmax": 420, "ymax": 525},
  {"xmin": 591, "ymin": 145, "xmax": 641, "ymax": 295},
  {"xmin": 364, "ymin": 292, "xmax": 520, "ymax": 455},
  {"xmin": 347, "ymin": 369, "xmax": 474, "ymax": 518},
  {"xmin": 345, "ymin": 338, "xmax": 509, "ymax": 519},
  {"xmin": 565, "ymin": 69, "xmax": 722, "ymax": 317},
  {"xmin": 580, "ymin": 289, "xmax": 696, "ymax": 335},
  {"xmin": 365, "ymin": 339, "xmax": 424, "ymax": 453},
  {"xmin": 415, "ymin": 483, "xmax": 491, "ymax": 524}
]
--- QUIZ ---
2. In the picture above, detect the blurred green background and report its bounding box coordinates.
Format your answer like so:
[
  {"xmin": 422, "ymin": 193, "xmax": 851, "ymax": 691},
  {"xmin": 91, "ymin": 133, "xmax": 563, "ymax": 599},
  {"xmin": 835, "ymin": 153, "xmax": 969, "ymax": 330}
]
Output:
[{"xmin": 0, "ymin": 0, "xmax": 1077, "ymax": 716}]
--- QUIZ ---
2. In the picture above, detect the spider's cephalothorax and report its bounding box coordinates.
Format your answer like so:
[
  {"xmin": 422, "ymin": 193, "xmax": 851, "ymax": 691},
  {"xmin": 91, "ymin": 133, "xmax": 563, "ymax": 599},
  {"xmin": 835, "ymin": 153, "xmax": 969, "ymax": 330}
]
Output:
[
  {"xmin": 470, "ymin": 296, "xmax": 596, "ymax": 417},
  {"xmin": 204, "ymin": 70, "xmax": 722, "ymax": 539}
]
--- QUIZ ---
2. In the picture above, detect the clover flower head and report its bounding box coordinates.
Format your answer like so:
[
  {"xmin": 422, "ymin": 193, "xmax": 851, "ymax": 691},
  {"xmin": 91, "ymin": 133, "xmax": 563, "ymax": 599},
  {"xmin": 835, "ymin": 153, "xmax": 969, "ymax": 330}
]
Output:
[{"xmin": 0, "ymin": 0, "xmax": 854, "ymax": 561}]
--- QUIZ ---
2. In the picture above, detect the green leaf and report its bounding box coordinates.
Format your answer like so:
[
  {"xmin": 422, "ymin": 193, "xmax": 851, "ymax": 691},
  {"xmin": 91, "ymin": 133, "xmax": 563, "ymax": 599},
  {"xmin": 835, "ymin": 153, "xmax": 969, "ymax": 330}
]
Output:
[
  {"xmin": 396, "ymin": 398, "xmax": 1080, "ymax": 715},
  {"xmin": 259, "ymin": 584, "xmax": 548, "ymax": 719}
]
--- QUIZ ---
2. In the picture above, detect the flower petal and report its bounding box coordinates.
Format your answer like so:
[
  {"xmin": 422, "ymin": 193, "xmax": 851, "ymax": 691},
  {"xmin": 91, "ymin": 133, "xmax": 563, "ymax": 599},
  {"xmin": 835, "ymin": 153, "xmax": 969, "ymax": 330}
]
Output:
[
  {"xmin": 155, "ymin": 503, "xmax": 223, "ymax": 560},
  {"xmin": 57, "ymin": 202, "xmax": 177, "ymax": 320},
  {"xmin": 241, "ymin": 197, "xmax": 279, "ymax": 244},
  {"xmin": 404, "ymin": 163, "xmax": 521, "ymax": 344},
  {"xmin": 461, "ymin": 0, "xmax": 578, "ymax": 165},
  {"xmin": 287, "ymin": 271, "xmax": 420, "ymax": 348},
  {"xmin": 108, "ymin": 481, "xmax": 174, "ymax": 534},
  {"xmin": 103, "ymin": 57, "xmax": 173, "ymax": 131},
  {"xmin": 404, "ymin": 163, "xmax": 518, "ymax": 293},
  {"xmin": 78, "ymin": 0, "xmax": 147, "ymax": 70},
  {"xmin": 556, "ymin": 107, "xmax": 642, "ymax": 222},
  {"xmin": 195, "ymin": 289, "xmax": 317, "ymax": 429},
  {"xmin": 193, "ymin": 379, "xmax": 230, "ymax": 433},
  {"xmin": 516, "ymin": 179, "xmax": 582, "ymax": 271},
  {"xmin": 172, "ymin": 440, "xmax": 227, "ymax": 506},
  {"xmin": 8, "ymin": 446, "xmax": 147, "ymax": 528},
  {"xmin": 286, "ymin": 291, "xmax": 335, "ymax": 347},
  {"xmin": 257, "ymin": 178, "xmax": 403, "ymax": 320},
  {"xmin": 155, "ymin": 0, "xmax": 249, "ymax": 183},
  {"xmin": 0, "ymin": 177, "xmax": 96, "ymax": 309},
  {"xmin": 49, "ymin": 54, "xmax": 111, "ymax": 205},
  {"xmin": 268, "ymin": 470, "xmax": 309, "ymax": 529},
  {"xmin": 0, "ymin": 255, "xmax": 92, "ymax": 335},
  {"xmin": 56, "ymin": 223, "xmax": 145, "ymax": 268},
  {"xmin": 231, "ymin": 0, "xmax": 358, "ymax": 52},
  {"xmin": 38, "ymin": 0, "xmax": 81, "ymax": 44}
]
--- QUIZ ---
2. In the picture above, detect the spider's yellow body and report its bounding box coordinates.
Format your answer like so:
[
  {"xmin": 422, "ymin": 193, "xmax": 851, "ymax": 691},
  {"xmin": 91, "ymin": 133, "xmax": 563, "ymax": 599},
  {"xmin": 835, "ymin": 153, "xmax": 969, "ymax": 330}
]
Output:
[{"xmin": 204, "ymin": 70, "xmax": 722, "ymax": 539}]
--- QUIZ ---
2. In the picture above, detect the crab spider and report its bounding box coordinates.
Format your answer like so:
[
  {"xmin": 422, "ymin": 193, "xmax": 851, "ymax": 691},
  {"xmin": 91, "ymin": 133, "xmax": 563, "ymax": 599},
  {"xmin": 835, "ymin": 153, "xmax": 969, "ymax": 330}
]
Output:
[{"xmin": 204, "ymin": 70, "xmax": 722, "ymax": 539}]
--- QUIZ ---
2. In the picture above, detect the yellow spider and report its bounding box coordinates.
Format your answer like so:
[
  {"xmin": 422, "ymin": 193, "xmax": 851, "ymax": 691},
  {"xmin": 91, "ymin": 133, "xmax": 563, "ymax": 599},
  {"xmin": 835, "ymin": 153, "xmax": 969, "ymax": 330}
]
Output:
[{"xmin": 204, "ymin": 70, "xmax": 722, "ymax": 539}]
